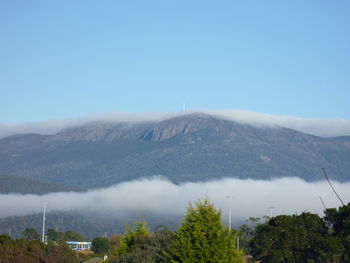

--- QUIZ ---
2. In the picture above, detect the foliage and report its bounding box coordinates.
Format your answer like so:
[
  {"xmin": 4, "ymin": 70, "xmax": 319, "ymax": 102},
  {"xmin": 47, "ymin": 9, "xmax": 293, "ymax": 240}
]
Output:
[
  {"xmin": 47, "ymin": 228, "xmax": 65, "ymax": 243},
  {"xmin": 46, "ymin": 228, "xmax": 85, "ymax": 243},
  {"xmin": 324, "ymin": 202, "xmax": 350, "ymax": 261},
  {"xmin": 110, "ymin": 223, "xmax": 173, "ymax": 263},
  {"xmin": 109, "ymin": 234, "xmax": 122, "ymax": 247},
  {"xmin": 118, "ymin": 221, "xmax": 151, "ymax": 256},
  {"xmin": 0, "ymin": 235, "xmax": 78, "ymax": 263},
  {"xmin": 21, "ymin": 227, "xmax": 40, "ymax": 241},
  {"xmin": 250, "ymin": 212, "xmax": 343, "ymax": 263},
  {"xmin": 92, "ymin": 237, "xmax": 111, "ymax": 254},
  {"xmin": 238, "ymin": 217, "xmax": 264, "ymax": 254},
  {"xmin": 64, "ymin": 229, "xmax": 86, "ymax": 241},
  {"xmin": 44, "ymin": 241, "xmax": 79, "ymax": 263},
  {"xmin": 167, "ymin": 199, "xmax": 244, "ymax": 263}
]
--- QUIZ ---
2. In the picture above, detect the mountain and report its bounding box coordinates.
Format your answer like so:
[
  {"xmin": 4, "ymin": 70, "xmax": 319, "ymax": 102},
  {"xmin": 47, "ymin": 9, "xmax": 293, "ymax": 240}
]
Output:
[
  {"xmin": 0, "ymin": 113, "xmax": 349, "ymax": 189},
  {"xmin": 0, "ymin": 174, "xmax": 83, "ymax": 195}
]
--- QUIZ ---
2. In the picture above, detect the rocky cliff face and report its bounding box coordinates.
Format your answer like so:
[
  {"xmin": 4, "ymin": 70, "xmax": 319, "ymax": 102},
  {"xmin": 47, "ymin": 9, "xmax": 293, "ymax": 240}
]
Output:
[
  {"xmin": 141, "ymin": 114, "xmax": 214, "ymax": 141},
  {"xmin": 0, "ymin": 113, "xmax": 349, "ymax": 189}
]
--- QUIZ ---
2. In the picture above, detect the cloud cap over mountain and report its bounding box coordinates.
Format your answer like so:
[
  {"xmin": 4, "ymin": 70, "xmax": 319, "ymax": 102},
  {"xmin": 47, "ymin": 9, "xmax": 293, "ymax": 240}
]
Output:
[{"xmin": 1, "ymin": 110, "xmax": 350, "ymax": 138}]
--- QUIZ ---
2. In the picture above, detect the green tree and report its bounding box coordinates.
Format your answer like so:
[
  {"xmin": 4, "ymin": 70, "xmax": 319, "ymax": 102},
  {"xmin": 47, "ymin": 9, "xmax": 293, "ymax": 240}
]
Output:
[
  {"xmin": 324, "ymin": 202, "xmax": 350, "ymax": 262},
  {"xmin": 64, "ymin": 230, "xmax": 85, "ymax": 241},
  {"xmin": 250, "ymin": 213, "xmax": 342, "ymax": 263},
  {"xmin": 47, "ymin": 228, "xmax": 65, "ymax": 243},
  {"xmin": 239, "ymin": 217, "xmax": 264, "ymax": 254},
  {"xmin": 0, "ymin": 234, "xmax": 11, "ymax": 244},
  {"xmin": 118, "ymin": 221, "xmax": 151, "ymax": 255},
  {"xmin": 21, "ymin": 227, "xmax": 40, "ymax": 241},
  {"xmin": 167, "ymin": 199, "xmax": 243, "ymax": 263},
  {"xmin": 110, "ymin": 223, "xmax": 173, "ymax": 263},
  {"xmin": 92, "ymin": 237, "xmax": 111, "ymax": 254}
]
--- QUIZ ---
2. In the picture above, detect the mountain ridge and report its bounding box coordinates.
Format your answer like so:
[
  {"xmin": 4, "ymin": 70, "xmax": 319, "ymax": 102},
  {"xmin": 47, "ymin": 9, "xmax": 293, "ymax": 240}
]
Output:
[
  {"xmin": 0, "ymin": 113, "xmax": 349, "ymax": 189},
  {"xmin": 1, "ymin": 110, "xmax": 350, "ymax": 138}
]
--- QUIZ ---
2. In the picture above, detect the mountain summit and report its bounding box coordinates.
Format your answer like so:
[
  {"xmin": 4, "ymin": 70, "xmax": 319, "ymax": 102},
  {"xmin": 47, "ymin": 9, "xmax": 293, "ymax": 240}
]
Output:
[{"xmin": 0, "ymin": 113, "xmax": 349, "ymax": 189}]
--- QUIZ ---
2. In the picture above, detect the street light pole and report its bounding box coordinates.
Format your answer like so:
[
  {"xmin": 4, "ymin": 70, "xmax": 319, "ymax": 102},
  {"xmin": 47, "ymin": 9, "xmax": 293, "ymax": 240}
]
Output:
[
  {"xmin": 42, "ymin": 201, "xmax": 46, "ymax": 243},
  {"xmin": 226, "ymin": 196, "xmax": 232, "ymax": 231}
]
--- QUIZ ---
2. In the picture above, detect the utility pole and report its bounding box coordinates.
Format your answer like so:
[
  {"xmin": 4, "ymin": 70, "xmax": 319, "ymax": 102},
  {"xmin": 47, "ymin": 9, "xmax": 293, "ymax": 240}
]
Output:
[
  {"xmin": 42, "ymin": 201, "xmax": 46, "ymax": 243},
  {"xmin": 269, "ymin": 207, "xmax": 275, "ymax": 218}
]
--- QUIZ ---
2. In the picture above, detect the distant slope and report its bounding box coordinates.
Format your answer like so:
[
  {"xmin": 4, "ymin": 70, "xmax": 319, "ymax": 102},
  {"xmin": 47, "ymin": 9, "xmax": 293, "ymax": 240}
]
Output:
[
  {"xmin": 0, "ymin": 113, "xmax": 349, "ymax": 189},
  {"xmin": 0, "ymin": 211, "xmax": 180, "ymax": 239},
  {"xmin": 0, "ymin": 175, "xmax": 82, "ymax": 195}
]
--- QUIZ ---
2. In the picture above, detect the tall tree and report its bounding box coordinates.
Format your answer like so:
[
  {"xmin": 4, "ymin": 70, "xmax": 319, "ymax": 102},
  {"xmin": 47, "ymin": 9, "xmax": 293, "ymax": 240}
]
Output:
[
  {"xmin": 250, "ymin": 213, "xmax": 342, "ymax": 263},
  {"xmin": 167, "ymin": 199, "xmax": 243, "ymax": 263},
  {"xmin": 111, "ymin": 223, "xmax": 173, "ymax": 263},
  {"xmin": 118, "ymin": 221, "xmax": 151, "ymax": 256},
  {"xmin": 46, "ymin": 228, "xmax": 65, "ymax": 243},
  {"xmin": 92, "ymin": 237, "xmax": 111, "ymax": 254},
  {"xmin": 21, "ymin": 228, "xmax": 40, "ymax": 241},
  {"xmin": 324, "ymin": 202, "xmax": 350, "ymax": 262}
]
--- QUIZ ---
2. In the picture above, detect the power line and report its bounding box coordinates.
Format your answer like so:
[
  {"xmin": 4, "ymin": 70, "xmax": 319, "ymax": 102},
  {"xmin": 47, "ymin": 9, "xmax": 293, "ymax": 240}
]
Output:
[
  {"xmin": 319, "ymin": 196, "xmax": 327, "ymax": 211},
  {"xmin": 322, "ymin": 168, "xmax": 344, "ymax": 206}
]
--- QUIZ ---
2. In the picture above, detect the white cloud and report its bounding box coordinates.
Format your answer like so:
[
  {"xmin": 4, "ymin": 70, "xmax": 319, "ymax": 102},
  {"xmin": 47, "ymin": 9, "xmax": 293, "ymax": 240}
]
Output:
[
  {"xmin": 0, "ymin": 112, "xmax": 170, "ymax": 138},
  {"xmin": 0, "ymin": 177, "xmax": 348, "ymax": 223},
  {"xmin": 203, "ymin": 109, "xmax": 350, "ymax": 138},
  {"xmin": 1, "ymin": 110, "xmax": 350, "ymax": 138}
]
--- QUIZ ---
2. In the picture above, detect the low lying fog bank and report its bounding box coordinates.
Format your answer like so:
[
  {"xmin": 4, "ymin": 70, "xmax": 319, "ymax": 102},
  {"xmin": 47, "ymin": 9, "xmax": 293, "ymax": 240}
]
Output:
[{"xmin": 1, "ymin": 177, "xmax": 349, "ymax": 222}]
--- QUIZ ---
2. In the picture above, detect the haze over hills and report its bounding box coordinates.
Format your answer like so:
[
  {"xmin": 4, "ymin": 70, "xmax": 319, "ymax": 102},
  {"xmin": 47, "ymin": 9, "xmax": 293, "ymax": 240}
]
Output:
[{"xmin": 0, "ymin": 113, "xmax": 349, "ymax": 189}]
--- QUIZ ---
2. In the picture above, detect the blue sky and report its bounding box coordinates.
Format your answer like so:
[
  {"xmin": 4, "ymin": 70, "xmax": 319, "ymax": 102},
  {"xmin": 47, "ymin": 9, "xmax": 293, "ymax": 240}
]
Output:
[{"xmin": 1, "ymin": 0, "xmax": 349, "ymax": 123}]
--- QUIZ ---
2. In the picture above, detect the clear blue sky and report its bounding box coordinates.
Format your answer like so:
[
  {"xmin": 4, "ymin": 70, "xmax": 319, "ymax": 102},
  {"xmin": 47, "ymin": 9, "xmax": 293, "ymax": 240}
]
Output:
[{"xmin": 1, "ymin": 0, "xmax": 349, "ymax": 123}]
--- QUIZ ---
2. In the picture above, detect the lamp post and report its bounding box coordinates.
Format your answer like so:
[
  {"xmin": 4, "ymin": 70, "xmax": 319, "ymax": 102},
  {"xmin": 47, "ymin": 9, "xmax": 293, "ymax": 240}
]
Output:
[
  {"xmin": 226, "ymin": 196, "xmax": 232, "ymax": 231},
  {"xmin": 42, "ymin": 201, "xmax": 46, "ymax": 243}
]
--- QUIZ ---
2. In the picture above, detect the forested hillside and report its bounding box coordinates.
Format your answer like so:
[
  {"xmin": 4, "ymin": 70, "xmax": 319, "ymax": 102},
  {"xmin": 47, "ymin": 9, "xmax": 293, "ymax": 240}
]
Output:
[
  {"xmin": 0, "ymin": 211, "xmax": 181, "ymax": 239},
  {"xmin": 0, "ymin": 174, "xmax": 82, "ymax": 194},
  {"xmin": 0, "ymin": 114, "xmax": 349, "ymax": 189}
]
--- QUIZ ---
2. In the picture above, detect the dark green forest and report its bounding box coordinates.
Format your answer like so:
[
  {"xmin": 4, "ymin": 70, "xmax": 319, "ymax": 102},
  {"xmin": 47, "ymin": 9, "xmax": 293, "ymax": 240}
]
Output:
[{"xmin": 0, "ymin": 174, "xmax": 82, "ymax": 195}]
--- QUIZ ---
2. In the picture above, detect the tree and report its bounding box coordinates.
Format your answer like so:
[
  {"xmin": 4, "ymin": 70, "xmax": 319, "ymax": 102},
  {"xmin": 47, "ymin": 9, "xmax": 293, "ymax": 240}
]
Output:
[
  {"xmin": 46, "ymin": 228, "xmax": 65, "ymax": 243},
  {"xmin": 64, "ymin": 230, "xmax": 85, "ymax": 241},
  {"xmin": 118, "ymin": 221, "xmax": 151, "ymax": 255},
  {"xmin": 45, "ymin": 241, "xmax": 79, "ymax": 263},
  {"xmin": 324, "ymin": 202, "xmax": 350, "ymax": 262},
  {"xmin": 167, "ymin": 199, "xmax": 244, "ymax": 263},
  {"xmin": 92, "ymin": 237, "xmax": 111, "ymax": 254},
  {"xmin": 239, "ymin": 217, "xmax": 264, "ymax": 254},
  {"xmin": 0, "ymin": 238, "xmax": 78, "ymax": 263},
  {"xmin": 110, "ymin": 223, "xmax": 173, "ymax": 263},
  {"xmin": 21, "ymin": 227, "xmax": 40, "ymax": 241},
  {"xmin": 250, "ymin": 213, "xmax": 342, "ymax": 263}
]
